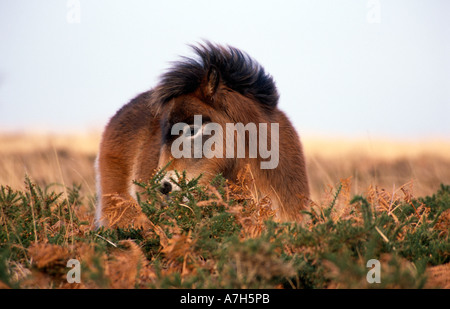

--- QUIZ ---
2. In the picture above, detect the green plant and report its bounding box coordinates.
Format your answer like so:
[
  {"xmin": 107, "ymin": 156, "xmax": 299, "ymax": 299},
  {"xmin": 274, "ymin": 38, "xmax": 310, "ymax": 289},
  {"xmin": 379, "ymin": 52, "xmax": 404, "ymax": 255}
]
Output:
[{"xmin": 0, "ymin": 173, "xmax": 448, "ymax": 289}]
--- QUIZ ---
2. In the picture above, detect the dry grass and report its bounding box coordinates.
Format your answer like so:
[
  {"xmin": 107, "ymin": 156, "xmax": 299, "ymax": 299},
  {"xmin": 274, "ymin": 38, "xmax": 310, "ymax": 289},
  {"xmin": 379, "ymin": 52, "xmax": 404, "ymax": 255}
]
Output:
[
  {"xmin": 0, "ymin": 133, "xmax": 100, "ymax": 198},
  {"xmin": 303, "ymin": 136, "xmax": 450, "ymax": 201},
  {"xmin": 1, "ymin": 133, "xmax": 450, "ymax": 203}
]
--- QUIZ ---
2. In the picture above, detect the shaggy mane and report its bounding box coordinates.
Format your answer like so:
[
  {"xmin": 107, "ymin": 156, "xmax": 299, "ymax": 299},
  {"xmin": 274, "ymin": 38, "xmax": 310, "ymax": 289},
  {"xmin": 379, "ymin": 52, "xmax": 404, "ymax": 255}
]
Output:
[{"xmin": 152, "ymin": 41, "xmax": 279, "ymax": 108}]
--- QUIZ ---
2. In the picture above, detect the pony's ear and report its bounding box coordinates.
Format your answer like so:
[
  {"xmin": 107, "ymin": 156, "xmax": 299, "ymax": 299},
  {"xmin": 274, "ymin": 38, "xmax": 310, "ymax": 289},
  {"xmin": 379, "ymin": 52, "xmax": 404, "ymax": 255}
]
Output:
[{"xmin": 203, "ymin": 65, "xmax": 220, "ymax": 101}]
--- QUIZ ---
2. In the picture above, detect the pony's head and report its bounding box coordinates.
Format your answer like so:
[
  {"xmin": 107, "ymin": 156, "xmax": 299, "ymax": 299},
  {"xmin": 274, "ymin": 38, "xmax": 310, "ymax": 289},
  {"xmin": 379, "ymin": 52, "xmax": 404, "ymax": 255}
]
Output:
[{"xmin": 151, "ymin": 42, "xmax": 280, "ymax": 193}]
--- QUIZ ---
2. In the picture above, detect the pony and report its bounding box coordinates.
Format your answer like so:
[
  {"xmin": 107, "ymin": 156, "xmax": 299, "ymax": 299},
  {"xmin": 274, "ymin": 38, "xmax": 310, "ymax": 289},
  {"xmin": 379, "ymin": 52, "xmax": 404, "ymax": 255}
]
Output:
[{"xmin": 95, "ymin": 42, "xmax": 309, "ymax": 228}]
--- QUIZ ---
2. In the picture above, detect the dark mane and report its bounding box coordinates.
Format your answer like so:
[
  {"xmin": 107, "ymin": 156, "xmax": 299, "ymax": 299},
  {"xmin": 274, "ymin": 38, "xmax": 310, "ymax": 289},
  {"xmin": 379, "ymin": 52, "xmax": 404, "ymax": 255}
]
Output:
[{"xmin": 152, "ymin": 41, "xmax": 279, "ymax": 108}]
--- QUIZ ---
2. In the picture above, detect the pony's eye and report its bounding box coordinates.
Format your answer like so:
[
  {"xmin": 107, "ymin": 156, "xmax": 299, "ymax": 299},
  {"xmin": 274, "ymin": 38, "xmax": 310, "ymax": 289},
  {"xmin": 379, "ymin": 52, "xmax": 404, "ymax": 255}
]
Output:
[{"xmin": 185, "ymin": 124, "xmax": 202, "ymax": 138}]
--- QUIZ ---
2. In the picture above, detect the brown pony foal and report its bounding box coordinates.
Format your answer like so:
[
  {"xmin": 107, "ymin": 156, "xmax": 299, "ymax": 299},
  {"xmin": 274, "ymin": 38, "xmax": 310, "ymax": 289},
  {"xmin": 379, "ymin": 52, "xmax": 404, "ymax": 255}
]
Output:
[{"xmin": 95, "ymin": 42, "xmax": 309, "ymax": 228}]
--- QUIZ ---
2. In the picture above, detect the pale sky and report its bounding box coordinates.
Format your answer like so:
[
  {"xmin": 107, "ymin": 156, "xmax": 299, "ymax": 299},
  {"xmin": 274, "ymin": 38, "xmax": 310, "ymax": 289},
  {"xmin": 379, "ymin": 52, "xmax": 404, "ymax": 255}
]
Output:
[{"xmin": 0, "ymin": 0, "xmax": 449, "ymax": 139}]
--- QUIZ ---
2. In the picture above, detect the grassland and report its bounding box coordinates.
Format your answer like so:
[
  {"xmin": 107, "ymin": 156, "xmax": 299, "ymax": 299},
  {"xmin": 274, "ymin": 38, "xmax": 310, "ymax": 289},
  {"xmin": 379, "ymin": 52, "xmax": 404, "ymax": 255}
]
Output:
[
  {"xmin": 2, "ymin": 133, "xmax": 450, "ymax": 199},
  {"xmin": 0, "ymin": 133, "xmax": 449, "ymax": 289}
]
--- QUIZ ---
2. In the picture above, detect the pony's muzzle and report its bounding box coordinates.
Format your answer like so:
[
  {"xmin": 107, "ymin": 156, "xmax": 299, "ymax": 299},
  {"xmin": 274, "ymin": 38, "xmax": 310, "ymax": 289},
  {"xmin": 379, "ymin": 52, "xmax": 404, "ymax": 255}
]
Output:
[
  {"xmin": 159, "ymin": 181, "xmax": 172, "ymax": 195},
  {"xmin": 158, "ymin": 170, "xmax": 181, "ymax": 195}
]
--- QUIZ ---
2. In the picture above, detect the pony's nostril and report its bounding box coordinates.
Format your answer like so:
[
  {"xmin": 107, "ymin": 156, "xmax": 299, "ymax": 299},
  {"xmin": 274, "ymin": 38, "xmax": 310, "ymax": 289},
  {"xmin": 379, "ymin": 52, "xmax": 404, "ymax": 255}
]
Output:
[{"xmin": 159, "ymin": 181, "xmax": 172, "ymax": 195}]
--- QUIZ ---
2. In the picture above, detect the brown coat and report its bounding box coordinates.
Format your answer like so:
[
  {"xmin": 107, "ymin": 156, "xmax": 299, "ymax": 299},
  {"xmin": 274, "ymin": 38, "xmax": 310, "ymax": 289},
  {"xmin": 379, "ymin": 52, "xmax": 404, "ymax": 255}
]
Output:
[{"xmin": 96, "ymin": 42, "xmax": 309, "ymax": 228}]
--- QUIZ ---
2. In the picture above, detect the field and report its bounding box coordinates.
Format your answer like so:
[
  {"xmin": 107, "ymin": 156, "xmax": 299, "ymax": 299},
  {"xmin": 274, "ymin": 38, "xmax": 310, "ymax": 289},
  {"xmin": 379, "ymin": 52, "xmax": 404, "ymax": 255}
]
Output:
[{"xmin": 0, "ymin": 133, "xmax": 449, "ymax": 289}]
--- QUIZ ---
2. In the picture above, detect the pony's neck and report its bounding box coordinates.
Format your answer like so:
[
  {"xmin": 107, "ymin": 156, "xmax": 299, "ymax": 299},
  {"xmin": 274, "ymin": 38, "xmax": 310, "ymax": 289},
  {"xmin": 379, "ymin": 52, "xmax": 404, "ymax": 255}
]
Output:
[{"xmin": 253, "ymin": 115, "xmax": 309, "ymax": 222}]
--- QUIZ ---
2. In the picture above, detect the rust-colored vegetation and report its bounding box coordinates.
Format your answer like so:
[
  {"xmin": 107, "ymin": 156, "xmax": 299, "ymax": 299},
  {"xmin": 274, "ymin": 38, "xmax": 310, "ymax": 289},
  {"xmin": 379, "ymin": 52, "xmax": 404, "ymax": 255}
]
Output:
[{"xmin": 0, "ymin": 134, "xmax": 449, "ymax": 289}]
